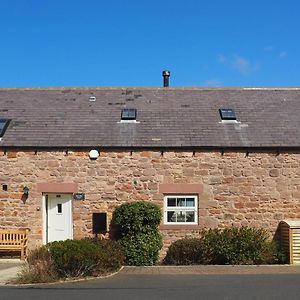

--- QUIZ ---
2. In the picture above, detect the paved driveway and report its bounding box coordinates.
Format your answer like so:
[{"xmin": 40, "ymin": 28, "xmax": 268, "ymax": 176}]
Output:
[{"xmin": 1, "ymin": 272, "xmax": 300, "ymax": 300}]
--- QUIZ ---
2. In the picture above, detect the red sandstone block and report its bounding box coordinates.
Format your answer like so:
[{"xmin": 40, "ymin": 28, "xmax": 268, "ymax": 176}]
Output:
[
  {"xmin": 7, "ymin": 151, "xmax": 17, "ymax": 159},
  {"xmin": 47, "ymin": 160, "xmax": 59, "ymax": 167},
  {"xmin": 194, "ymin": 152, "xmax": 206, "ymax": 157},
  {"xmin": 236, "ymin": 214, "xmax": 244, "ymax": 220},
  {"xmin": 245, "ymin": 202, "xmax": 259, "ymax": 208},
  {"xmin": 9, "ymin": 192, "xmax": 22, "ymax": 199},
  {"xmin": 234, "ymin": 202, "xmax": 245, "ymax": 209},
  {"xmin": 140, "ymin": 151, "xmax": 151, "ymax": 158},
  {"xmin": 269, "ymin": 169, "xmax": 280, "ymax": 177},
  {"xmin": 222, "ymin": 152, "xmax": 238, "ymax": 158}
]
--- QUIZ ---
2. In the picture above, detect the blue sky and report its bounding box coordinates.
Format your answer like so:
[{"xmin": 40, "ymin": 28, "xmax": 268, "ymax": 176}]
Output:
[{"xmin": 0, "ymin": 1, "xmax": 299, "ymax": 87}]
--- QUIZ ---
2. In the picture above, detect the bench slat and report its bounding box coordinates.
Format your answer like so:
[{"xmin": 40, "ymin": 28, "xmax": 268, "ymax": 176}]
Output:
[{"xmin": 0, "ymin": 229, "xmax": 29, "ymax": 260}]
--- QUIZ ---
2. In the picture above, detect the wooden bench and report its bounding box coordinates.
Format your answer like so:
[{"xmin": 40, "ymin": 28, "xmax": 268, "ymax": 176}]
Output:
[{"xmin": 0, "ymin": 229, "xmax": 29, "ymax": 260}]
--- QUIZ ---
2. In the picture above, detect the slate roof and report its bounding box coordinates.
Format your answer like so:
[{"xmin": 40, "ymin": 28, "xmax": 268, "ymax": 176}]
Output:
[{"xmin": 0, "ymin": 87, "xmax": 300, "ymax": 149}]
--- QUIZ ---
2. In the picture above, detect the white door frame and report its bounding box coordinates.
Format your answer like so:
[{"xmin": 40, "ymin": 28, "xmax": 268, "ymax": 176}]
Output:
[{"xmin": 42, "ymin": 193, "xmax": 73, "ymax": 244}]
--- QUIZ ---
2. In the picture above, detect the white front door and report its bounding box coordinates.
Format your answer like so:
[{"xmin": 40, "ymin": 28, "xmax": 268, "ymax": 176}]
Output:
[{"xmin": 45, "ymin": 194, "xmax": 73, "ymax": 243}]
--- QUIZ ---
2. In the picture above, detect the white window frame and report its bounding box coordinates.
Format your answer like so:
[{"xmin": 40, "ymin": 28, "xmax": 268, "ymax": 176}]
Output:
[{"xmin": 163, "ymin": 195, "xmax": 198, "ymax": 225}]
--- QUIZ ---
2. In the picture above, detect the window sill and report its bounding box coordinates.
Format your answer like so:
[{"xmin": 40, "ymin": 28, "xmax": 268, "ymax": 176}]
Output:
[{"xmin": 160, "ymin": 224, "xmax": 201, "ymax": 230}]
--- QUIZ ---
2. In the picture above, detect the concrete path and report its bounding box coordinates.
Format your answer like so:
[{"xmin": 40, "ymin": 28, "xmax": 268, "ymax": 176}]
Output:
[
  {"xmin": 122, "ymin": 265, "xmax": 300, "ymax": 275},
  {"xmin": 0, "ymin": 259, "xmax": 24, "ymax": 285}
]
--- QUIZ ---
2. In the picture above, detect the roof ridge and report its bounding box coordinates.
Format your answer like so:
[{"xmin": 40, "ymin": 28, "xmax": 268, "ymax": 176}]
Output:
[{"xmin": 0, "ymin": 87, "xmax": 300, "ymax": 91}]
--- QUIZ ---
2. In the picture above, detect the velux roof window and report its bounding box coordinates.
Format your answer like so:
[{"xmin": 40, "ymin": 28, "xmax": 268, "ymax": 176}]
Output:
[
  {"xmin": 121, "ymin": 108, "xmax": 137, "ymax": 121},
  {"xmin": 219, "ymin": 108, "xmax": 237, "ymax": 121},
  {"xmin": 0, "ymin": 119, "xmax": 10, "ymax": 137}
]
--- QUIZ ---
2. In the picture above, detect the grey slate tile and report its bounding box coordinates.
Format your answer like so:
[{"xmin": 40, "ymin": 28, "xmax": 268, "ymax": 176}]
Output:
[{"xmin": 0, "ymin": 88, "xmax": 299, "ymax": 148}]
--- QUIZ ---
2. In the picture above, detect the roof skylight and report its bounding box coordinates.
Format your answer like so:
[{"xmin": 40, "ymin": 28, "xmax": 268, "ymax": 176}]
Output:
[
  {"xmin": 121, "ymin": 108, "xmax": 137, "ymax": 121},
  {"xmin": 0, "ymin": 119, "xmax": 10, "ymax": 137},
  {"xmin": 219, "ymin": 108, "xmax": 236, "ymax": 121}
]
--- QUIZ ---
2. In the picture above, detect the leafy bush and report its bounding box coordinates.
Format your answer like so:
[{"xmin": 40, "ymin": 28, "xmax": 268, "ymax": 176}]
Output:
[
  {"xmin": 85, "ymin": 238, "xmax": 124, "ymax": 275},
  {"xmin": 114, "ymin": 201, "xmax": 162, "ymax": 235},
  {"xmin": 164, "ymin": 227, "xmax": 286, "ymax": 265},
  {"xmin": 113, "ymin": 201, "xmax": 163, "ymax": 265},
  {"xmin": 201, "ymin": 227, "xmax": 286, "ymax": 265},
  {"xmin": 47, "ymin": 239, "xmax": 101, "ymax": 277},
  {"xmin": 163, "ymin": 238, "xmax": 204, "ymax": 265},
  {"xmin": 255, "ymin": 239, "xmax": 286, "ymax": 264},
  {"xmin": 120, "ymin": 232, "xmax": 163, "ymax": 266},
  {"xmin": 15, "ymin": 238, "xmax": 124, "ymax": 283}
]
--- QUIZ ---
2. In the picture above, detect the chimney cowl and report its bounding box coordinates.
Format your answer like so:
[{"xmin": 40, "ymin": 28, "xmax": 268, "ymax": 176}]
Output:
[
  {"xmin": 162, "ymin": 70, "xmax": 170, "ymax": 87},
  {"xmin": 162, "ymin": 70, "xmax": 170, "ymax": 77}
]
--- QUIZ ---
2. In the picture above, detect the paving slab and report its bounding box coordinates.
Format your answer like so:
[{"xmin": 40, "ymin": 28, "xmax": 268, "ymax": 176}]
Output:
[
  {"xmin": 121, "ymin": 265, "xmax": 300, "ymax": 275},
  {"xmin": 0, "ymin": 259, "xmax": 24, "ymax": 285}
]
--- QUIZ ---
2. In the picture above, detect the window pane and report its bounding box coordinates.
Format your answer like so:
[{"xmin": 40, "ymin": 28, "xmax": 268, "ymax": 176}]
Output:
[
  {"xmin": 176, "ymin": 211, "xmax": 186, "ymax": 222},
  {"xmin": 57, "ymin": 203, "xmax": 62, "ymax": 214},
  {"xmin": 167, "ymin": 198, "xmax": 176, "ymax": 207},
  {"xmin": 186, "ymin": 198, "xmax": 195, "ymax": 207},
  {"xmin": 167, "ymin": 211, "xmax": 176, "ymax": 222},
  {"xmin": 186, "ymin": 211, "xmax": 195, "ymax": 222},
  {"xmin": 177, "ymin": 198, "xmax": 186, "ymax": 207}
]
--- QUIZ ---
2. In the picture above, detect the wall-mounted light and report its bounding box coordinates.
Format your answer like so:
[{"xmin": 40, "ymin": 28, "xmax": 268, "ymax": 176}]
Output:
[
  {"xmin": 89, "ymin": 149, "xmax": 99, "ymax": 160},
  {"xmin": 23, "ymin": 186, "xmax": 29, "ymax": 195},
  {"xmin": 22, "ymin": 186, "xmax": 29, "ymax": 204}
]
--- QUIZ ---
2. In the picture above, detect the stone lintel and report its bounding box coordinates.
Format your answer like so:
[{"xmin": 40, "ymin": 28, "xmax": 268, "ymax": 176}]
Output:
[
  {"xmin": 159, "ymin": 183, "xmax": 203, "ymax": 194},
  {"xmin": 36, "ymin": 182, "xmax": 78, "ymax": 193}
]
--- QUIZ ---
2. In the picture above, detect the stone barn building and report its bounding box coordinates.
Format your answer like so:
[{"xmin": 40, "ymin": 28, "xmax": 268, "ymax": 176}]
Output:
[{"xmin": 0, "ymin": 87, "xmax": 300, "ymax": 253}]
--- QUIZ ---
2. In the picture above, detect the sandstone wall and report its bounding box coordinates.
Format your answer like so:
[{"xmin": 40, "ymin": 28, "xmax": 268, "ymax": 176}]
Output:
[{"xmin": 0, "ymin": 149, "xmax": 300, "ymax": 254}]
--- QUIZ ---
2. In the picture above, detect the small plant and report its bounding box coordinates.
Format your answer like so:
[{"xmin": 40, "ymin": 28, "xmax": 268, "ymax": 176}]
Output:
[
  {"xmin": 14, "ymin": 238, "xmax": 124, "ymax": 283},
  {"xmin": 85, "ymin": 238, "xmax": 124, "ymax": 275},
  {"xmin": 47, "ymin": 239, "xmax": 101, "ymax": 277},
  {"xmin": 113, "ymin": 201, "xmax": 162, "ymax": 265},
  {"xmin": 164, "ymin": 226, "xmax": 286, "ymax": 265},
  {"xmin": 163, "ymin": 238, "xmax": 204, "ymax": 265},
  {"xmin": 14, "ymin": 246, "xmax": 58, "ymax": 284},
  {"xmin": 201, "ymin": 227, "xmax": 286, "ymax": 265}
]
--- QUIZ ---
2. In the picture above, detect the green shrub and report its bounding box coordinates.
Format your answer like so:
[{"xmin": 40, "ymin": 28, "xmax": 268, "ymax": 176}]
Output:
[
  {"xmin": 163, "ymin": 238, "xmax": 204, "ymax": 265},
  {"xmin": 47, "ymin": 239, "xmax": 102, "ymax": 277},
  {"xmin": 254, "ymin": 239, "xmax": 286, "ymax": 264},
  {"xmin": 120, "ymin": 232, "xmax": 163, "ymax": 266},
  {"xmin": 201, "ymin": 227, "xmax": 286, "ymax": 265},
  {"xmin": 85, "ymin": 238, "xmax": 124, "ymax": 275},
  {"xmin": 113, "ymin": 201, "xmax": 163, "ymax": 265},
  {"xmin": 164, "ymin": 226, "xmax": 286, "ymax": 265},
  {"xmin": 113, "ymin": 201, "xmax": 162, "ymax": 235},
  {"xmin": 15, "ymin": 238, "xmax": 125, "ymax": 283}
]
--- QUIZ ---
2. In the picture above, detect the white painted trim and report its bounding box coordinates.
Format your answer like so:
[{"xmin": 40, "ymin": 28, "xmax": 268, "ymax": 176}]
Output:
[
  {"xmin": 70, "ymin": 195, "xmax": 73, "ymax": 240},
  {"xmin": 219, "ymin": 120, "xmax": 240, "ymax": 124},
  {"xmin": 42, "ymin": 194, "xmax": 46, "ymax": 244},
  {"xmin": 118, "ymin": 120, "xmax": 140, "ymax": 124},
  {"xmin": 163, "ymin": 195, "xmax": 198, "ymax": 225}
]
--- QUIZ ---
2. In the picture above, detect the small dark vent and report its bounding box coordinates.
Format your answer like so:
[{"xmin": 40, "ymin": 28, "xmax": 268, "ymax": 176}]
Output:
[
  {"xmin": 219, "ymin": 108, "xmax": 236, "ymax": 120},
  {"xmin": 0, "ymin": 119, "xmax": 11, "ymax": 137},
  {"xmin": 121, "ymin": 108, "xmax": 137, "ymax": 120}
]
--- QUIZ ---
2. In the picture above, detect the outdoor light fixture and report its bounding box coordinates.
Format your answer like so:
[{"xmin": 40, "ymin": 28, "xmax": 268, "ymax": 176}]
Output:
[
  {"xmin": 89, "ymin": 149, "xmax": 99, "ymax": 160},
  {"xmin": 23, "ymin": 186, "xmax": 29, "ymax": 195},
  {"xmin": 22, "ymin": 186, "xmax": 29, "ymax": 204}
]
